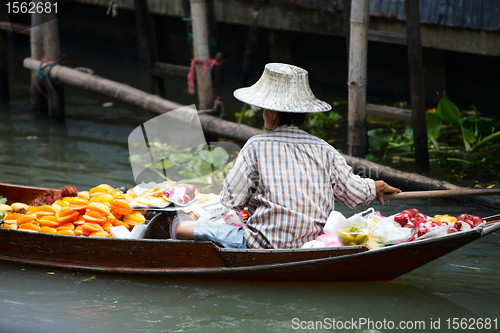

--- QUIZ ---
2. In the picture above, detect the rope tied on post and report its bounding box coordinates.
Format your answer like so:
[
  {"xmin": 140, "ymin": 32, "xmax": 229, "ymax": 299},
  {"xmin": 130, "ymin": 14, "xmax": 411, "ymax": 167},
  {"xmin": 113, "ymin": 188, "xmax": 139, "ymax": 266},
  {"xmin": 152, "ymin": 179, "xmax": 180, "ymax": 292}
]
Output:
[
  {"xmin": 187, "ymin": 58, "xmax": 222, "ymax": 95},
  {"xmin": 36, "ymin": 57, "xmax": 65, "ymax": 101}
]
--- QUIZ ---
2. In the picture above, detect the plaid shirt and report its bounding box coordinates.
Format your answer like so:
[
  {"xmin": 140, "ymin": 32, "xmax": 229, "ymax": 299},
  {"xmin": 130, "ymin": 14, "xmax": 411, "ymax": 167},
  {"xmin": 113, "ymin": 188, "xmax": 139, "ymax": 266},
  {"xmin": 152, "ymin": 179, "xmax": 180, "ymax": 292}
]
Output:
[{"xmin": 220, "ymin": 125, "xmax": 376, "ymax": 249}]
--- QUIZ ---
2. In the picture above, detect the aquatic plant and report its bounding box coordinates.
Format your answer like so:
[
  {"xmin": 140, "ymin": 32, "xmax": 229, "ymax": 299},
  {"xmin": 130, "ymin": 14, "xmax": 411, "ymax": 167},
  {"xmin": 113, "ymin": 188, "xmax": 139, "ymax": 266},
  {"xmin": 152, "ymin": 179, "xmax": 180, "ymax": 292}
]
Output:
[{"xmin": 367, "ymin": 94, "xmax": 500, "ymax": 186}]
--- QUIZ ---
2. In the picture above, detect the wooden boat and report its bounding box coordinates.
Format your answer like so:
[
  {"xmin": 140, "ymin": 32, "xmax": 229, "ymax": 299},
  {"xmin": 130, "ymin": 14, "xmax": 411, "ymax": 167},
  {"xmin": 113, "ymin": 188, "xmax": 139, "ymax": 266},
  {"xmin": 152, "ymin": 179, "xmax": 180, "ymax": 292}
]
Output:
[{"xmin": 1, "ymin": 183, "xmax": 499, "ymax": 282}]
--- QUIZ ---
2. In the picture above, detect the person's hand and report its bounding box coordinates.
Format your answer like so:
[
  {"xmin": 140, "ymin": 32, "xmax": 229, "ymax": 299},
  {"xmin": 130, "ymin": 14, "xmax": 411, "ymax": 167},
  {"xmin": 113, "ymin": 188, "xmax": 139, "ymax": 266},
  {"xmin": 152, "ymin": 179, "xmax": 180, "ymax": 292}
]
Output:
[{"xmin": 374, "ymin": 180, "xmax": 401, "ymax": 207}]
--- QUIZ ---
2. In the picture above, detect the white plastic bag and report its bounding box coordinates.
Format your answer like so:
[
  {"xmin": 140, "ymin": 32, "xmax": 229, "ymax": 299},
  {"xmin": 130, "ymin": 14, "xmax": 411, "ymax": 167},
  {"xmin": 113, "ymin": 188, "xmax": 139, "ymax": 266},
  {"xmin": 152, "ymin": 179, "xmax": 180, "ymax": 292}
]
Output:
[
  {"xmin": 324, "ymin": 211, "xmax": 347, "ymax": 234},
  {"xmin": 302, "ymin": 240, "xmax": 326, "ymax": 248},
  {"xmin": 417, "ymin": 224, "xmax": 449, "ymax": 240},
  {"xmin": 370, "ymin": 214, "xmax": 413, "ymax": 245}
]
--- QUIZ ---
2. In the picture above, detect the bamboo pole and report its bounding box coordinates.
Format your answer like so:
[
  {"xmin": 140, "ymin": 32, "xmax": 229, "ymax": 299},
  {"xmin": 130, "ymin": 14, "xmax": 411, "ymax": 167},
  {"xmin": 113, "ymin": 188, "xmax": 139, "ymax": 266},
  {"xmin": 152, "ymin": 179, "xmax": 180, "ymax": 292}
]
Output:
[
  {"xmin": 347, "ymin": 0, "xmax": 370, "ymax": 158},
  {"xmin": 41, "ymin": 2, "xmax": 64, "ymax": 121},
  {"xmin": 30, "ymin": 8, "xmax": 47, "ymax": 114},
  {"xmin": 405, "ymin": 0, "xmax": 429, "ymax": 171},
  {"xmin": 384, "ymin": 188, "xmax": 500, "ymax": 201},
  {"xmin": 190, "ymin": 0, "xmax": 214, "ymax": 110}
]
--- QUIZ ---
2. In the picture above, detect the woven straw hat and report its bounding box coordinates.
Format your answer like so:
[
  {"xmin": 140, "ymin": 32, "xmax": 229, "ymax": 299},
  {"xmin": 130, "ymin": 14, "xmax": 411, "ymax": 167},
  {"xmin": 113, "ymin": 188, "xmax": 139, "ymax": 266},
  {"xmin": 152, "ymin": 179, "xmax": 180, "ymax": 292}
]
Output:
[{"xmin": 233, "ymin": 63, "xmax": 331, "ymax": 113}]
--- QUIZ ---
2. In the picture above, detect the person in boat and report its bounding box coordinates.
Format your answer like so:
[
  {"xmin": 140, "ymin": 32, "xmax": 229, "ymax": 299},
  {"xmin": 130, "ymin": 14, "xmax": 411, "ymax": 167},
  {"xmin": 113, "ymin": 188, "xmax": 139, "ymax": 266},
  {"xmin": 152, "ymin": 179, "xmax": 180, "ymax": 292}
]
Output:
[{"xmin": 174, "ymin": 63, "xmax": 401, "ymax": 249}]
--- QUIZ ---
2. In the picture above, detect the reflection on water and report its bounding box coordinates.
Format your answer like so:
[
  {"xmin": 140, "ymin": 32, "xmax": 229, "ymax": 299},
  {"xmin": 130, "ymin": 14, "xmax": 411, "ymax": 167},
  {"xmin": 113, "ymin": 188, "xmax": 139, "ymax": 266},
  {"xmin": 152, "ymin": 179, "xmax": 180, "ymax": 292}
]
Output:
[
  {"xmin": 1, "ymin": 36, "xmax": 499, "ymax": 333},
  {"xmin": 1, "ymin": 253, "xmax": 499, "ymax": 333}
]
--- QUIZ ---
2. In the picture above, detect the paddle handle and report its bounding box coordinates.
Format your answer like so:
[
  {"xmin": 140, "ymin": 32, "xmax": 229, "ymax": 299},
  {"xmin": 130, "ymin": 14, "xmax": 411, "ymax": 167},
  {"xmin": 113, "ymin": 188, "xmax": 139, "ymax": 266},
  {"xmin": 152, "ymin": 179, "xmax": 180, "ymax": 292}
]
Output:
[{"xmin": 384, "ymin": 188, "xmax": 500, "ymax": 201}]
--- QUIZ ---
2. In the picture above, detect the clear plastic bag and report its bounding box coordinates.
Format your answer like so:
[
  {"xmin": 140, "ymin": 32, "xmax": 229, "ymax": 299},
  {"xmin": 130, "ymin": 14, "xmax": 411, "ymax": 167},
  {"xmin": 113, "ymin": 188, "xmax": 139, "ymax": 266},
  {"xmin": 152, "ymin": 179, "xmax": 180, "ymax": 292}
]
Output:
[
  {"xmin": 336, "ymin": 208, "xmax": 374, "ymax": 246},
  {"xmin": 369, "ymin": 214, "xmax": 413, "ymax": 245}
]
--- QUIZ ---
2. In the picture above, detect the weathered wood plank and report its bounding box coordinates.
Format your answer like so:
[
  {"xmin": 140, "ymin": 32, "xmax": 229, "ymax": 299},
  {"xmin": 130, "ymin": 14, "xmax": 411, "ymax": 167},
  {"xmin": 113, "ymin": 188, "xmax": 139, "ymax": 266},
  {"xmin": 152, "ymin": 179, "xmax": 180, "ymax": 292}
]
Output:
[
  {"xmin": 150, "ymin": 61, "xmax": 191, "ymax": 77},
  {"xmin": 368, "ymin": 30, "xmax": 406, "ymax": 45},
  {"xmin": 366, "ymin": 103, "xmax": 412, "ymax": 122}
]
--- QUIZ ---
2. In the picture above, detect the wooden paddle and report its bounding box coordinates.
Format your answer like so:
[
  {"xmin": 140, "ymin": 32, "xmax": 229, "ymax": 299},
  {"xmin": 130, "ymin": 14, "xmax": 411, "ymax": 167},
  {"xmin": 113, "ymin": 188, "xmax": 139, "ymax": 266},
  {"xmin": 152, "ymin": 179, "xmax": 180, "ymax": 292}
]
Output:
[{"xmin": 384, "ymin": 188, "xmax": 500, "ymax": 201}]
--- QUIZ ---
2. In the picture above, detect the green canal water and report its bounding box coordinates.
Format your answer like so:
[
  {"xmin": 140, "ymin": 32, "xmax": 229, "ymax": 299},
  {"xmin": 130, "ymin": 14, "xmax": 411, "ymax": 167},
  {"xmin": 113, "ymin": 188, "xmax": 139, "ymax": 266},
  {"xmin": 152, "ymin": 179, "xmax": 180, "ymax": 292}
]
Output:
[{"xmin": 1, "ymin": 35, "xmax": 500, "ymax": 333}]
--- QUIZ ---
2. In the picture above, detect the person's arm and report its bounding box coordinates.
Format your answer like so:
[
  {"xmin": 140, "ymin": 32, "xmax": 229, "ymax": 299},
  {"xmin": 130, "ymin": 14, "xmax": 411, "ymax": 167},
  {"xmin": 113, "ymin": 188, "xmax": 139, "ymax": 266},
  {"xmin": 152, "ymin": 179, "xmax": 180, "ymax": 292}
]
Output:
[
  {"xmin": 330, "ymin": 150, "xmax": 399, "ymax": 208},
  {"xmin": 219, "ymin": 148, "xmax": 258, "ymax": 211}
]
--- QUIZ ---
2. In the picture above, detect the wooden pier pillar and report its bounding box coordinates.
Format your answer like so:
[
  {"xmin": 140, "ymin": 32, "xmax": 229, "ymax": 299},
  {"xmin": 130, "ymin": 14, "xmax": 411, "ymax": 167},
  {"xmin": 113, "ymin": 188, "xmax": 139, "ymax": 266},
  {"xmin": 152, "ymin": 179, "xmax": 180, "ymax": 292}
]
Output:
[
  {"xmin": 42, "ymin": 3, "xmax": 64, "ymax": 121},
  {"xmin": 134, "ymin": 0, "xmax": 165, "ymax": 98},
  {"xmin": 342, "ymin": 0, "xmax": 352, "ymax": 59},
  {"xmin": 241, "ymin": 0, "xmax": 261, "ymax": 85},
  {"xmin": 347, "ymin": 0, "xmax": 370, "ymax": 158},
  {"xmin": 190, "ymin": 0, "xmax": 214, "ymax": 110},
  {"xmin": 405, "ymin": 0, "xmax": 429, "ymax": 171},
  {"xmin": 0, "ymin": 2, "xmax": 9, "ymax": 104},
  {"xmin": 30, "ymin": 9, "xmax": 47, "ymax": 114}
]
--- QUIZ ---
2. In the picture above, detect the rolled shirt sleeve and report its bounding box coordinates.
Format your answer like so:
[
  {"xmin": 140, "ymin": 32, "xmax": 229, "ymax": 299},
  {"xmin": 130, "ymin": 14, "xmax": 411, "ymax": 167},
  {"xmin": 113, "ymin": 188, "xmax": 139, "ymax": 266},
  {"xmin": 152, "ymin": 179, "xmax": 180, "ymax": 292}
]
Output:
[
  {"xmin": 330, "ymin": 150, "xmax": 376, "ymax": 209},
  {"xmin": 220, "ymin": 148, "xmax": 257, "ymax": 212}
]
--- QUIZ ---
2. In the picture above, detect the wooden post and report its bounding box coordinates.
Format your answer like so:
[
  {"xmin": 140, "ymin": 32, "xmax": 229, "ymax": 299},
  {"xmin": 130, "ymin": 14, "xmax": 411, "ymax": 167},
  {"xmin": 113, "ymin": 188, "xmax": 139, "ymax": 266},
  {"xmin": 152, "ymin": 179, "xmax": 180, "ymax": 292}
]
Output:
[
  {"xmin": 342, "ymin": 0, "xmax": 352, "ymax": 60},
  {"xmin": 405, "ymin": 0, "xmax": 429, "ymax": 171},
  {"xmin": 0, "ymin": 0, "xmax": 9, "ymax": 104},
  {"xmin": 134, "ymin": 0, "xmax": 165, "ymax": 98},
  {"xmin": 347, "ymin": 0, "xmax": 370, "ymax": 158},
  {"xmin": 42, "ymin": 2, "xmax": 64, "ymax": 121},
  {"xmin": 241, "ymin": 0, "xmax": 261, "ymax": 85},
  {"xmin": 181, "ymin": 0, "xmax": 194, "ymax": 58},
  {"xmin": 213, "ymin": 52, "xmax": 223, "ymax": 98},
  {"xmin": 190, "ymin": 0, "xmax": 214, "ymax": 110},
  {"xmin": 206, "ymin": 0, "xmax": 218, "ymax": 52},
  {"xmin": 30, "ymin": 8, "xmax": 47, "ymax": 114}
]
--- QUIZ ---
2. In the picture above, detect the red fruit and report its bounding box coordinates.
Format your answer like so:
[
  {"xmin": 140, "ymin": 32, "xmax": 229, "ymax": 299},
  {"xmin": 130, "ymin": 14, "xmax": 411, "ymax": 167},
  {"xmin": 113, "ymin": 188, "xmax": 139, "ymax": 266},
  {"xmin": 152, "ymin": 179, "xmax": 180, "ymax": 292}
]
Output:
[
  {"xmin": 417, "ymin": 226, "xmax": 429, "ymax": 237},
  {"xmin": 59, "ymin": 186, "xmax": 78, "ymax": 197},
  {"xmin": 406, "ymin": 208, "xmax": 420, "ymax": 217},
  {"xmin": 457, "ymin": 213, "xmax": 471, "ymax": 221},
  {"xmin": 472, "ymin": 216, "xmax": 483, "ymax": 227},
  {"xmin": 175, "ymin": 184, "xmax": 196, "ymax": 196},
  {"xmin": 454, "ymin": 220, "xmax": 463, "ymax": 231},
  {"xmin": 405, "ymin": 221, "xmax": 415, "ymax": 228},
  {"xmin": 394, "ymin": 213, "xmax": 412, "ymax": 227},
  {"xmin": 414, "ymin": 212, "xmax": 428, "ymax": 220},
  {"xmin": 406, "ymin": 234, "xmax": 418, "ymax": 242},
  {"xmin": 410, "ymin": 217, "xmax": 425, "ymax": 228},
  {"xmin": 177, "ymin": 194, "xmax": 191, "ymax": 205},
  {"xmin": 447, "ymin": 227, "xmax": 459, "ymax": 234},
  {"xmin": 463, "ymin": 221, "xmax": 473, "ymax": 230}
]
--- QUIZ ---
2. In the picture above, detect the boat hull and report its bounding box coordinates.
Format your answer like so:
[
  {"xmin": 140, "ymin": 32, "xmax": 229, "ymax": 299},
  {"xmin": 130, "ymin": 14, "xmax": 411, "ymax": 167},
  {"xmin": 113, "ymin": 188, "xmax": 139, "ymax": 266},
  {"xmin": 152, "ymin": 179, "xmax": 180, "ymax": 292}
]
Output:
[
  {"xmin": 0, "ymin": 183, "xmax": 498, "ymax": 282},
  {"xmin": 0, "ymin": 226, "xmax": 485, "ymax": 282}
]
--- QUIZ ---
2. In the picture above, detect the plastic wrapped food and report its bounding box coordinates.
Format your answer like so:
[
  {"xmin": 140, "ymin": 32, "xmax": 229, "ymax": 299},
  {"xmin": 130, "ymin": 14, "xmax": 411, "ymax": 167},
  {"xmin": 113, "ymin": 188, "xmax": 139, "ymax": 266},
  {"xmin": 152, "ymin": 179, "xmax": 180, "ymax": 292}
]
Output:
[{"xmin": 337, "ymin": 222, "xmax": 369, "ymax": 246}]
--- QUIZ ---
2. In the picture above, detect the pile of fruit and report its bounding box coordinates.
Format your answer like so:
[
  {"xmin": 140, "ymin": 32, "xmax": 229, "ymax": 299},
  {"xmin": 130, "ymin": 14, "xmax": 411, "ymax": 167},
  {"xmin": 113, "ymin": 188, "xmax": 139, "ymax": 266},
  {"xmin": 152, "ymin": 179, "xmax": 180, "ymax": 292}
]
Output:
[
  {"xmin": 0, "ymin": 184, "xmax": 146, "ymax": 237},
  {"xmin": 393, "ymin": 208, "xmax": 484, "ymax": 242}
]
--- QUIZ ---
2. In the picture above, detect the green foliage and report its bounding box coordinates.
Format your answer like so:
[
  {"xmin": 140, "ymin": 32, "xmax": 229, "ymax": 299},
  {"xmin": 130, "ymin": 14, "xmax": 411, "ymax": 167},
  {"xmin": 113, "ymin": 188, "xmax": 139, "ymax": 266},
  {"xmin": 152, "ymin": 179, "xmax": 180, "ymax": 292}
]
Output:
[
  {"xmin": 306, "ymin": 111, "xmax": 342, "ymax": 138},
  {"xmin": 367, "ymin": 93, "xmax": 500, "ymax": 186},
  {"xmin": 235, "ymin": 104, "xmax": 262, "ymax": 125},
  {"xmin": 129, "ymin": 143, "xmax": 235, "ymax": 192},
  {"xmin": 434, "ymin": 93, "xmax": 499, "ymax": 151},
  {"xmin": 0, "ymin": 196, "xmax": 6, "ymax": 205}
]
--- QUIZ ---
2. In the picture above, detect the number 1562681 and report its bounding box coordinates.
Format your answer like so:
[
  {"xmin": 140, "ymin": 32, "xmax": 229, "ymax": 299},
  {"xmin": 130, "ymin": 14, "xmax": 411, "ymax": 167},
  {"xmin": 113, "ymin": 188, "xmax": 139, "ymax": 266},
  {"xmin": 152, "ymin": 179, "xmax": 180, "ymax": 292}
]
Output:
[
  {"xmin": 446, "ymin": 318, "xmax": 497, "ymax": 330},
  {"xmin": 6, "ymin": 2, "xmax": 58, "ymax": 14}
]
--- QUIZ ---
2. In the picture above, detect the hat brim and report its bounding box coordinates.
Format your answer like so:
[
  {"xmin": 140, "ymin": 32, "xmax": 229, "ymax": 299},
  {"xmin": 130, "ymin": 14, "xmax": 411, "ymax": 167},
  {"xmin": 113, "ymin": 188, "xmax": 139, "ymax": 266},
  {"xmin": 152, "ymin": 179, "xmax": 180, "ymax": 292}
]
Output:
[
  {"xmin": 233, "ymin": 63, "xmax": 332, "ymax": 113},
  {"xmin": 234, "ymin": 87, "xmax": 331, "ymax": 113}
]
